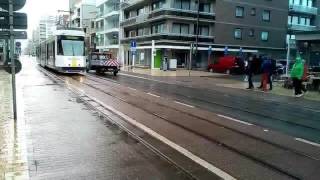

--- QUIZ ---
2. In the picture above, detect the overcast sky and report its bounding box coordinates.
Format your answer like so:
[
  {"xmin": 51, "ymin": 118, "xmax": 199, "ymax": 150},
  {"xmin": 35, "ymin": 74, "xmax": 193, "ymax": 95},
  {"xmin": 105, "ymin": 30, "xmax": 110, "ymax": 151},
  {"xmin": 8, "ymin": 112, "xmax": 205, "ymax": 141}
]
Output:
[{"xmin": 20, "ymin": 0, "xmax": 69, "ymax": 48}]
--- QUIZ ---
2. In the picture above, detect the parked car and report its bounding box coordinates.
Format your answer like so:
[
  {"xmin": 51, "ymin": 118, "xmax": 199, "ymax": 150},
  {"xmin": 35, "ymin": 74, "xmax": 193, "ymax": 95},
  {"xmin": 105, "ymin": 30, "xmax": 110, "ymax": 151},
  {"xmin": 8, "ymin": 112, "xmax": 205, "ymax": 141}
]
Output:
[{"xmin": 208, "ymin": 56, "xmax": 245, "ymax": 74}]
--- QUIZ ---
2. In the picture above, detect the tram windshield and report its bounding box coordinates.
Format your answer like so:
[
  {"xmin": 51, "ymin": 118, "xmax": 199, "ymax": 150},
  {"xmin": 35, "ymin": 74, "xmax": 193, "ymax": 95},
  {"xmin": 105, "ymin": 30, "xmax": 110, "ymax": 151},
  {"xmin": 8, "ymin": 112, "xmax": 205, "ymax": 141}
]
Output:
[{"xmin": 57, "ymin": 35, "xmax": 84, "ymax": 56}]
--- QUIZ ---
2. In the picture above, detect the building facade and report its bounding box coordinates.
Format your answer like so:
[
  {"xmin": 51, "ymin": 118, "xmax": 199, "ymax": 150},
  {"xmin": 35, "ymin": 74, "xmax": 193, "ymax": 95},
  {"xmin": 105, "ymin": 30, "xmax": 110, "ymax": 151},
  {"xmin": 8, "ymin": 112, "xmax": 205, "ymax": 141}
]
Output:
[
  {"xmin": 119, "ymin": 0, "xmax": 288, "ymax": 69},
  {"xmin": 95, "ymin": 0, "xmax": 120, "ymax": 57},
  {"xmin": 39, "ymin": 16, "xmax": 56, "ymax": 43},
  {"xmin": 69, "ymin": 0, "xmax": 97, "ymax": 28}
]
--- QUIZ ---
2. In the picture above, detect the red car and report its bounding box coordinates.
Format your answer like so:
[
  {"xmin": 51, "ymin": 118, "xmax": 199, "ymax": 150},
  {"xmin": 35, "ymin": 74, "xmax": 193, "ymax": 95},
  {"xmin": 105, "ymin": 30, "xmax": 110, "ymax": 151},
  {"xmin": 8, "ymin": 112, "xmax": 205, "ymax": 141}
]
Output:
[{"xmin": 208, "ymin": 56, "xmax": 245, "ymax": 74}]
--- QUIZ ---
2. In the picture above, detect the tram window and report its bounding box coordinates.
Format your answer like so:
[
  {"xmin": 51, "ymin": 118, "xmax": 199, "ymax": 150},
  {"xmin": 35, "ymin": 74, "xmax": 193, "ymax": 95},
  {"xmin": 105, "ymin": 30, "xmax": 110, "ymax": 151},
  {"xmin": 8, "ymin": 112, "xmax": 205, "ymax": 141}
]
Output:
[
  {"xmin": 52, "ymin": 41, "xmax": 55, "ymax": 60},
  {"xmin": 57, "ymin": 35, "xmax": 85, "ymax": 56}
]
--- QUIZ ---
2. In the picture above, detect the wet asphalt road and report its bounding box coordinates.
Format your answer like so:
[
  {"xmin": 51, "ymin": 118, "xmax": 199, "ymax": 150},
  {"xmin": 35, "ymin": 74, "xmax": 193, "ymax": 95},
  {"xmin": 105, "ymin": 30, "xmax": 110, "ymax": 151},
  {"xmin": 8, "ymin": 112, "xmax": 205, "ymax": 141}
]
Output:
[
  {"xmin": 18, "ymin": 59, "xmax": 195, "ymax": 180},
  {"xmin": 19, "ymin": 57, "xmax": 320, "ymax": 179},
  {"xmin": 90, "ymin": 72, "xmax": 320, "ymax": 143}
]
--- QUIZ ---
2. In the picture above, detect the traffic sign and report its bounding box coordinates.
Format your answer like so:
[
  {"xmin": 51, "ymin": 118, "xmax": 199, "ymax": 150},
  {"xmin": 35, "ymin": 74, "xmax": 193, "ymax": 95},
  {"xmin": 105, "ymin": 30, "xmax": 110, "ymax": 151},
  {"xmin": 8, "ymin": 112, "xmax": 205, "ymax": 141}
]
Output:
[
  {"xmin": 3, "ymin": 58, "xmax": 22, "ymax": 74},
  {"xmin": 16, "ymin": 42, "xmax": 21, "ymax": 47},
  {"xmin": 0, "ymin": 0, "xmax": 26, "ymax": 11},
  {"xmin": 0, "ymin": 12, "xmax": 28, "ymax": 29},
  {"xmin": 0, "ymin": 31, "xmax": 27, "ymax": 39},
  {"xmin": 130, "ymin": 40, "xmax": 136, "ymax": 52}
]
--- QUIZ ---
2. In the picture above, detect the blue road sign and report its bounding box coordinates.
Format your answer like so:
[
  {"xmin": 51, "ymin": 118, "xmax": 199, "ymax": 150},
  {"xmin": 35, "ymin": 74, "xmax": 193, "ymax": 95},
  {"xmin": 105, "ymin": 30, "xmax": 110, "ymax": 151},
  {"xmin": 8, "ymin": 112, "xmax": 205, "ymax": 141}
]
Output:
[
  {"xmin": 130, "ymin": 40, "xmax": 137, "ymax": 52},
  {"xmin": 131, "ymin": 40, "xmax": 136, "ymax": 48}
]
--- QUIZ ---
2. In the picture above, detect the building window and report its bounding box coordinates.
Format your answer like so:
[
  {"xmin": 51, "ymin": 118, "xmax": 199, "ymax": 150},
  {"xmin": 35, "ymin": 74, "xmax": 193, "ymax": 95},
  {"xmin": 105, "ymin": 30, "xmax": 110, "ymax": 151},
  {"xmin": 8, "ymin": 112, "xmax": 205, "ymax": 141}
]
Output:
[
  {"xmin": 198, "ymin": 25, "xmax": 209, "ymax": 36},
  {"xmin": 91, "ymin": 22, "xmax": 95, "ymax": 28},
  {"xmin": 261, "ymin": 31, "xmax": 269, "ymax": 41},
  {"xmin": 199, "ymin": 3, "xmax": 210, "ymax": 13},
  {"xmin": 137, "ymin": 28, "xmax": 144, "ymax": 36},
  {"xmin": 152, "ymin": 0, "xmax": 164, "ymax": 10},
  {"xmin": 172, "ymin": 23, "xmax": 189, "ymax": 34},
  {"xmin": 262, "ymin": 10, "xmax": 270, "ymax": 21},
  {"xmin": 249, "ymin": 29, "xmax": 255, "ymax": 37},
  {"xmin": 236, "ymin": 6, "xmax": 244, "ymax": 17},
  {"xmin": 251, "ymin": 8, "xmax": 256, "ymax": 16},
  {"xmin": 174, "ymin": 0, "xmax": 190, "ymax": 10},
  {"xmin": 137, "ymin": 8, "xmax": 144, "ymax": 16},
  {"xmin": 152, "ymin": 23, "xmax": 165, "ymax": 34},
  {"xmin": 234, "ymin": 28, "xmax": 242, "ymax": 39}
]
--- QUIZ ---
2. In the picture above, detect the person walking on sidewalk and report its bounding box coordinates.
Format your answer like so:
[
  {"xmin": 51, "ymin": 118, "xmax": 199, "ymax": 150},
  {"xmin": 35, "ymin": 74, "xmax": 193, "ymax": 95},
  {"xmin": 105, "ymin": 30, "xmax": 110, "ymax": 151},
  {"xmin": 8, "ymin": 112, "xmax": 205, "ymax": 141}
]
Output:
[
  {"xmin": 291, "ymin": 56, "xmax": 305, "ymax": 97},
  {"xmin": 246, "ymin": 55, "xmax": 255, "ymax": 89}
]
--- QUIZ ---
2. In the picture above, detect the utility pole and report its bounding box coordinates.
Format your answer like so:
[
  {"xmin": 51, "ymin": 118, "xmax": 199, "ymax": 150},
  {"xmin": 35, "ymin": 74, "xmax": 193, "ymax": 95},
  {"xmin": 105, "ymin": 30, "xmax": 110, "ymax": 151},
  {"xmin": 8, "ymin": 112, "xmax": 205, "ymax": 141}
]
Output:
[
  {"xmin": 9, "ymin": 0, "xmax": 17, "ymax": 121},
  {"xmin": 286, "ymin": 39, "xmax": 291, "ymax": 76},
  {"xmin": 192, "ymin": 0, "xmax": 200, "ymax": 73}
]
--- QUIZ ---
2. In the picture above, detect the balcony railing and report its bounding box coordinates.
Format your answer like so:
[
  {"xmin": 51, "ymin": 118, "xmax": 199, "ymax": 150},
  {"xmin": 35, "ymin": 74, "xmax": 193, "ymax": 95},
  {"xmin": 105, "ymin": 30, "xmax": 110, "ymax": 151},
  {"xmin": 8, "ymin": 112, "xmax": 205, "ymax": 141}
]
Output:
[
  {"xmin": 289, "ymin": 4, "xmax": 318, "ymax": 15},
  {"xmin": 288, "ymin": 24, "xmax": 317, "ymax": 31}
]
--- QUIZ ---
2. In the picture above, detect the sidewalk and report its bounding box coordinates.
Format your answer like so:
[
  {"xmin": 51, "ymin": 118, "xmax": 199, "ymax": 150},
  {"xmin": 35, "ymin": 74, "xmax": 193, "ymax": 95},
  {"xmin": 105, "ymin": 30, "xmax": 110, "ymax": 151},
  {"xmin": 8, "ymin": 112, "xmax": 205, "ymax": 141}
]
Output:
[
  {"xmin": 0, "ymin": 70, "xmax": 29, "ymax": 179},
  {"xmin": 121, "ymin": 66, "xmax": 225, "ymax": 77}
]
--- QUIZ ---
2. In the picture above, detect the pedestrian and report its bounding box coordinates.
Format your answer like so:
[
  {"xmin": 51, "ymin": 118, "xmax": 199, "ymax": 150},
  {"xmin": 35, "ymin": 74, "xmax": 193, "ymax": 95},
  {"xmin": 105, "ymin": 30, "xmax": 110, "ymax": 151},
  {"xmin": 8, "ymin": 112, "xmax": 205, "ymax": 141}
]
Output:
[
  {"xmin": 246, "ymin": 55, "xmax": 255, "ymax": 89},
  {"xmin": 258, "ymin": 56, "xmax": 272, "ymax": 91},
  {"xmin": 290, "ymin": 56, "xmax": 305, "ymax": 97},
  {"xmin": 301, "ymin": 60, "xmax": 309, "ymax": 94}
]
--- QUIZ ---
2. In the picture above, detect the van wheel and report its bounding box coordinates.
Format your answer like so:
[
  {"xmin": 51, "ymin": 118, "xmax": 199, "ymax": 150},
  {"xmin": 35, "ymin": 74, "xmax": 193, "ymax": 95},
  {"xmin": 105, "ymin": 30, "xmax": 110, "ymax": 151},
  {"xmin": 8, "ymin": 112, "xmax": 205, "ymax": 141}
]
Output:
[{"xmin": 113, "ymin": 70, "xmax": 118, "ymax": 76}]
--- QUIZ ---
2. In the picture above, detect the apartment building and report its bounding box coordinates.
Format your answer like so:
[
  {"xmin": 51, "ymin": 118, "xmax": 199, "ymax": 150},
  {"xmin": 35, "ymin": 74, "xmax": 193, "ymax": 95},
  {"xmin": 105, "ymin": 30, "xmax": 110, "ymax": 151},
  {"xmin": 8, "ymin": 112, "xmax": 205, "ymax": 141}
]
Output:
[
  {"xmin": 95, "ymin": 0, "xmax": 120, "ymax": 56},
  {"xmin": 119, "ymin": 0, "xmax": 288, "ymax": 69},
  {"xmin": 39, "ymin": 16, "xmax": 56, "ymax": 43},
  {"xmin": 287, "ymin": 0, "xmax": 319, "ymax": 45},
  {"xmin": 69, "ymin": 0, "xmax": 96, "ymax": 28}
]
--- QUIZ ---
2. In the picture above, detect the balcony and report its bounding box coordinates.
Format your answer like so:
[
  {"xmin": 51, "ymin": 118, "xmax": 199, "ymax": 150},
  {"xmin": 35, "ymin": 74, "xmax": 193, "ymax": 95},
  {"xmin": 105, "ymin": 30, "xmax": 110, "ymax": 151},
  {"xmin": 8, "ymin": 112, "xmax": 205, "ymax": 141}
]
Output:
[
  {"xmin": 288, "ymin": 24, "xmax": 317, "ymax": 31},
  {"xmin": 289, "ymin": 4, "xmax": 318, "ymax": 15},
  {"xmin": 121, "ymin": 8, "xmax": 215, "ymax": 27}
]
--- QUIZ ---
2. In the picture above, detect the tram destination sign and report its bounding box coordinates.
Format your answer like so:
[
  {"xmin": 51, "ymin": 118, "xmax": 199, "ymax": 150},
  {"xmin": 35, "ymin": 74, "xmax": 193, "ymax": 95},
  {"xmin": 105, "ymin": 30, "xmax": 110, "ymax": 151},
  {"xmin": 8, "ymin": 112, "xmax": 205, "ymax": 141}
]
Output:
[
  {"xmin": 0, "ymin": 12, "xmax": 28, "ymax": 30},
  {"xmin": 0, "ymin": 0, "xmax": 26, "ymax": 11}
]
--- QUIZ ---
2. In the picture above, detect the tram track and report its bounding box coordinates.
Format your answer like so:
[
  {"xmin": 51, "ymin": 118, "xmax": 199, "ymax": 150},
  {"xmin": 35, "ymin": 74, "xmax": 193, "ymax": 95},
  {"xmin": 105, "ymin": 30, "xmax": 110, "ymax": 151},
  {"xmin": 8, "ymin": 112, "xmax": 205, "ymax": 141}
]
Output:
[
  {"xmin": 38, "ymin": 67, "xmax": 320, "ymax": 179},
  {"xmin": 37, "ymin": 66, "xmax": 201, "ymax": 180},
  {"xmin": 86, "ymin": 72, "xmax": 320, "ymax": 133},
  {"xmin": 80, "ymin": 74, "xmax": 319, "ymax": 179}
]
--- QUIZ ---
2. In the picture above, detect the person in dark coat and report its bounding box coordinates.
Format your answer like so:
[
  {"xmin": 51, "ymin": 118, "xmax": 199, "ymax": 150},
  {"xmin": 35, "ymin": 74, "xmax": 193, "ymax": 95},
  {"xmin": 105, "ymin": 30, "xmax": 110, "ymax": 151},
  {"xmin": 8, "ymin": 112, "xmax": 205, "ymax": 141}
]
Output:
[{"xmin": 246, "ymin": 55, "xmax": 255, "ymax": 89}]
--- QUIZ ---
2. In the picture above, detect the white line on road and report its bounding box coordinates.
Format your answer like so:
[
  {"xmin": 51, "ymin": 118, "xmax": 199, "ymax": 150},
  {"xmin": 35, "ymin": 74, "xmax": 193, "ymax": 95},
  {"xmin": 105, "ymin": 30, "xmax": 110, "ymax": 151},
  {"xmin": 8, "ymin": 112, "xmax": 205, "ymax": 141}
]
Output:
[
  {"xmin": 87, "ymin": 96, "xmax": 236, "ymax": 180},
  {"xmin": 128, "ymin": 87, "xmax": 137, "ymax": 91},
  {"xmin": 295, "ymin": 138, "xmax": 320, "ymax": 148},
  {"xmin": 147, "ymin": 92, "xmax": 160, "ymax": 98},
  {"xmin": 119, "ymin": 73, "xmax": 169, "ymax": 84},
  {"xmin": 217, "ymin": 114, "xmax": 253, "ymax": 126},
  {"xmin": 42, "ymin": 68, "xmax": 236, "ymax": 179},
  {"xmin": 174, "ymin": 101, "xmax": 195, "ymax": 108}
]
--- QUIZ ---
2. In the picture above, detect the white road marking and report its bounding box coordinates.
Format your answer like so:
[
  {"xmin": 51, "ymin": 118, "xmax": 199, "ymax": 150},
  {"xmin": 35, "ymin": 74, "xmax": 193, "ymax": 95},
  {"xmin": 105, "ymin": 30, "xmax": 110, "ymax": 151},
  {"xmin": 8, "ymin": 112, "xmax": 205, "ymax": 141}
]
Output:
[
  {"xmin": 128, "ymin": 87, "xmax": 137, "ymax": 91},
  {"xmin": 119, "ymin": 73, "xmax": 168, "ymax": 84},
  {"xmin": 217, "ymin": 114, "xmax": 253, "ymax": 126},
  {"xmin": 295, "ymin": 138, "xmax": 320, "ymax": 148},
  {"xmin": 263, "ymin": 129, "xmax": 269, "ymax": 132},
  {"xmin": 42, "ymin": 68, "xmax": 237, "ymax": 179},
  {"xmin": 87, "ymin": 96, "xmax": 237, "ymax": 180},
  {"xmin": 174, "ymin": 101, "xmax": 195, "ymax": 108},
  {"xmin": 147, "ymin": 92, "xmax": 160, "ymax": 98}
]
